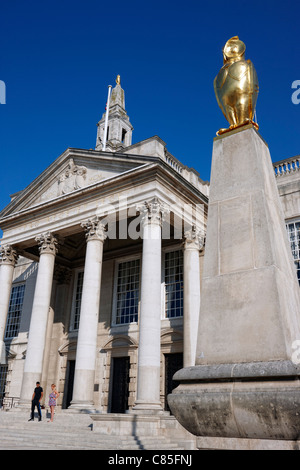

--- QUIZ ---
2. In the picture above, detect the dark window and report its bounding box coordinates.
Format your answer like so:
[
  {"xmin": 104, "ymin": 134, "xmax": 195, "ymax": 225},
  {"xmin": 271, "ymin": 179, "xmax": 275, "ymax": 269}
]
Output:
[
  {"xmin": 121, "ymin": 128, "xmax": 127, "ymax": 143},
  {"xmin": 115, "ymin": 259, "xmax": 140, "ymax": 324},
  {"xmin": 5, "ymin": 284, "xmax": 25, "ymax": 339},
  {"xmin": 73, "ymin": 271, "xmax": 84, "ymax": 330},
  {"xmin": 165, "ymin": 250, "xmax": 183, "ymax": 318}
]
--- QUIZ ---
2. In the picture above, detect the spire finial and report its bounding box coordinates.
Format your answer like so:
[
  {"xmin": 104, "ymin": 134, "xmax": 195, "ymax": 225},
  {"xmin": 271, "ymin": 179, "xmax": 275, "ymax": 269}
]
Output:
[{"xmin": 116, "ymin": 74, "xmax": 121, "ymax": 86}]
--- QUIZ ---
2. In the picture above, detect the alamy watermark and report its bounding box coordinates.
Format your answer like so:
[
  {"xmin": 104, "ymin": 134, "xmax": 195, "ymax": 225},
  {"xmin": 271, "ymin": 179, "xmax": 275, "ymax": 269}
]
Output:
[
  {"xmin": 291, "ymin": 80, "xmax": 300, "ymax": 104},
  {"xmin": 90, "ymin": 196, "xmax": 206, "ymax": 243},
  {"xmin": 0, "ymin": 80, "xmax": 6, "ymax": 104}
]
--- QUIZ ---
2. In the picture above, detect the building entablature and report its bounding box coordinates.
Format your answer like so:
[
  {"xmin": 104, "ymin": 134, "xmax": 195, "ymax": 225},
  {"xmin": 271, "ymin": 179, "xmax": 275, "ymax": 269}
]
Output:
[{"xmin": 0, "ymin": 156, "xmax": 207, "ymax": 260}]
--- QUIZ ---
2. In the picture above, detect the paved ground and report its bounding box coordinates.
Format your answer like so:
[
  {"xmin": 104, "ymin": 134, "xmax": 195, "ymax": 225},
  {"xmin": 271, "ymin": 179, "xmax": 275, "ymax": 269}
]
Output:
[{"xmin": 0, "ymin": 409, "xmax": 195, "ymax": 450}]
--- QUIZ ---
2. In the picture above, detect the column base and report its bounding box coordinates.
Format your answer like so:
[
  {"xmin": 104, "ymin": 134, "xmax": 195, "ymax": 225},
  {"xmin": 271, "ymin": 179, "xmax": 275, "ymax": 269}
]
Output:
[
  {"xmin": 68, "ymin": 400, "xmax": 96, "ymax": 413},
  {"xmin": 168, "ymin": 360, "xmax": 300, "ymax": 441},
  {"xmin": 131, "ymin": 401, "xmax": 166, "ymax": 415},
  {"xmin": 20, "ymin": 371, "xmax": 42, "ymax": 404}
]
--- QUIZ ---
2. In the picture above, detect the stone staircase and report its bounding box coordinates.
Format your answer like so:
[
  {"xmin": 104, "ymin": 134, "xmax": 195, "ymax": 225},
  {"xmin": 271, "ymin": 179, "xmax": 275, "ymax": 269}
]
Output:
[{"xmin": 0, "ymin": 409, "xmax": 196, "ymax": 450}]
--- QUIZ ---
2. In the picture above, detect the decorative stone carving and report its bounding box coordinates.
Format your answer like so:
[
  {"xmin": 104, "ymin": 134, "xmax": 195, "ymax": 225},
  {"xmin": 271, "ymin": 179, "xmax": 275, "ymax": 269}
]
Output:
[
  {"xmin": 0, "ymin": 244, "xmax": 18, "ymax": 266},
  {"xmin": 184, "ymin": 225, "xmax": 205, "ymax": 251},
  {"xmin": 58, "ymin": 159, "xmax": 87, "ymax": 196},
  {"xmin": 35, "ymin": 232, "xmax": 59, "ymax": 256},
  {"xmin": 137, "ymin": 197, "xmax": 169, "ymax": 227},
  {"xmin": 81, "ymin": 217, "xmax": 107, "ymax": 242}
]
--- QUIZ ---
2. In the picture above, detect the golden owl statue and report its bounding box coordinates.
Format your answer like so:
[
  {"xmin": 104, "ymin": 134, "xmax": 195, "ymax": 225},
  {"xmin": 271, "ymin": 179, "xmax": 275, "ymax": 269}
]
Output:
[{"xmin": 214, "ymin": 36, "xmax": 259, "ymax": 135}]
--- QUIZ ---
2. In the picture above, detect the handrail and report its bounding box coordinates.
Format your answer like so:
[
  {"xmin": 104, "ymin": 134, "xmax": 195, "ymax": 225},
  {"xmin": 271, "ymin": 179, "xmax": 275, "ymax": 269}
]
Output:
[{"xmin": 0, "ymin": 396, "xmax": 19, "ymax": 410}]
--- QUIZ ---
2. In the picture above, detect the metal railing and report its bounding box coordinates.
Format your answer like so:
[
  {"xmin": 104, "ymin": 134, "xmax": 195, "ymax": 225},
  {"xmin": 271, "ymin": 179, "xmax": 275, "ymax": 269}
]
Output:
[{"xmin": 0, "ymin": 396, "xmax": 19, "ymax": 410}]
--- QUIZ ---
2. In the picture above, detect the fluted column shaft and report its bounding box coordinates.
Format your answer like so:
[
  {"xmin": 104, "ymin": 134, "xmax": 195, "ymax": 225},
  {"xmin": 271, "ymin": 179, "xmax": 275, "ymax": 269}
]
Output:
[{"xmin": 70, "ymin": 218, "xmax": 107, "ymax": 410}]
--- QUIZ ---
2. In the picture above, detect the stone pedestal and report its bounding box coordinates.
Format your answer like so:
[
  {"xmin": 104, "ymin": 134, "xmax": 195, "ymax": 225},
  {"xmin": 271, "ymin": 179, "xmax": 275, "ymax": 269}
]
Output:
[{"xmin": 168, "ymin": 125, "xmax": 300, "ymax": 448}]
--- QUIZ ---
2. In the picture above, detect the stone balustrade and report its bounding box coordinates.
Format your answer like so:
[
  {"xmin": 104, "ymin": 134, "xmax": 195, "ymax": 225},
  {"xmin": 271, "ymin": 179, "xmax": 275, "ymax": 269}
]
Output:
[
  {"xmin": 165, "ymin": 155, "xmax": 183, "ymax": 174},
  {"xmin": 274, "ymin": 156, "xmax": 300, "ymax": 177}
]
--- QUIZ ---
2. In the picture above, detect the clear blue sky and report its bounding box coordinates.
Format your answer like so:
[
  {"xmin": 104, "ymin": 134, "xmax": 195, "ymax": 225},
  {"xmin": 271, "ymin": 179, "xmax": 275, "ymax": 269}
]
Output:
[{"xmin": 0, "ymin": 0, "xmax": 299, "ymax": 222}]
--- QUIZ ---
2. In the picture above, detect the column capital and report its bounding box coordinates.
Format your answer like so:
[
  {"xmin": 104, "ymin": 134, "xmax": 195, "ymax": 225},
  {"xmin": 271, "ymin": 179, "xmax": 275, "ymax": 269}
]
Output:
[
  {"xmin": 81, "ymin": 217, "xmax": 107, "ymax": 242},
  {"xmin": 35, "ymin": 232, "xmax": 59, "ymax": 256},
  {"xmin": 137, "ymin": 197, "xmax": 169, "ymax": 228},
  {"xmin": 0, "ymin": 244, "xmax": 19, "ymax": 266},
  {"xmin": 183, "ymin": 226, "xmax": 205, "ymax": 251}
]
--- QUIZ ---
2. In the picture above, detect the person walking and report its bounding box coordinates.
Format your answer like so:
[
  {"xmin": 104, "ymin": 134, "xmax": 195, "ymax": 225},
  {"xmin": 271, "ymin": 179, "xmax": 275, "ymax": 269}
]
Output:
[
  {"xmin": 28, "ymin": 382, "xmax": 43, "ymax": 421},
  {"xmin": 48, "ymin": 384, "xmax": 59, "ymax": 422}
]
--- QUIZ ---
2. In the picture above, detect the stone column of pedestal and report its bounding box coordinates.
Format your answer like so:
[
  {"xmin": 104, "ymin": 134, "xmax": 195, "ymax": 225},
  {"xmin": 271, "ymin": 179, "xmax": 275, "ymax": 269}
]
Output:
[
  {"xmin": 132, "ymin": 198, "xmax": 166, "ymax": 413},
  {"xmin": 19, "ymin": 232, "xmax": 58, "ymax": 405},
  {"xmin": 70, "ymin": 218, "xmax": 107, "ymax": 410},
  {"xmin": 168, "ymin": 125, "xmax": 300, "ymax": 446},
  {"xmin": 183, "ymin": 227, "xmax": 204, "ymax": 368},
  {"xmin": 0, "ymin": 245, "xmax": 18, "ymax": 364}
]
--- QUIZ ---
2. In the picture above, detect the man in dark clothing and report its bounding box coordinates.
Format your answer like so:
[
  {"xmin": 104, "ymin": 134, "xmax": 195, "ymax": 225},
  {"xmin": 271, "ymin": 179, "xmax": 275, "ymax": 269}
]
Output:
[{"xmin": 28, "ymin": 382, "xmax": 43, "ymax": 421}]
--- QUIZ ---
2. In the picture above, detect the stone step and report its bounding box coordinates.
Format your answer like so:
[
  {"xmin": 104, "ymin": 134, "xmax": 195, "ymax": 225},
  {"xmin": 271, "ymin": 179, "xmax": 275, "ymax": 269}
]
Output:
[
  {"xmin": 0, "ymin": 428, "xmax": 181, "ymax": 445},
  {"xmin": 0, "ymin": 419, "xmax": 185, "ymax": 450},
  {"xmin": 0, "ymin": 437, "xmax": 142, "ymax": 450},
  {"xmin": 0, "ymin": 435, "xmax": 181, "ymax": 450},
  {"xmin": 0, "ymin": 410, "xmax": 191, "ymax": 450}
]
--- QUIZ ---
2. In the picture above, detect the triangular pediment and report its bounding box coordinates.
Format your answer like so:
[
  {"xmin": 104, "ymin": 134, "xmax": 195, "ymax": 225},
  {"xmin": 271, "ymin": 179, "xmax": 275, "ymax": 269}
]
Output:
[{"xmin": 0, "ymin": 148, "xmax": 151, "ymax": 217}]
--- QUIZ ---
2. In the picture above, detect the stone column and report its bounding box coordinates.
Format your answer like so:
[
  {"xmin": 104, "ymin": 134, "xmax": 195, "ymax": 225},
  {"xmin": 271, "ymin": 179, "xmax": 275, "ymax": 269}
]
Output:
[
  {"xmin": 41, "ymin": 266, "xmax": 72, "ymax": 396},
  {"xmin": 183, "ymin": 226, "xmax": 204, "ymax": 368},
  {"xmin": 19, "ymin": 232, "xmax": 58, "ymax": 405},
  {"xmin": 0, "ymin": 245, "xmax": 18, "ymax": 364},
  {"xmin": 70, "ymin": 218, "xmax": 107, "ymax": 410},
  {"xmin": 132, "ymin": 198, "xmax": 166, "ymax": 413}
]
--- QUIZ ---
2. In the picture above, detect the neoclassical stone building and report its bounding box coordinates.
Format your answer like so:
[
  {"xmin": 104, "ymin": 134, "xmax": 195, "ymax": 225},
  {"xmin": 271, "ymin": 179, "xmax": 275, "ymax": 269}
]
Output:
[
  {"xmin": 0, "ymin": 79, "xmax": 299, "ymax": 415},
  {"xmin": 0, "ymin": 79, "xmax": 208, "ymax": 413}
]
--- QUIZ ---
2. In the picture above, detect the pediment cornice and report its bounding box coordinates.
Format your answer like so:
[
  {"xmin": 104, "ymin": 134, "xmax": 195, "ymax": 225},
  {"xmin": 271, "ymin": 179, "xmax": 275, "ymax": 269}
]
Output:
[
  {"xmin": 0, "ymin": 148, "xmax": 158, "ymax": 219},
  {"xmin": 0, "ymin": 158, "xmax": 208, "ymax": 250}
]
